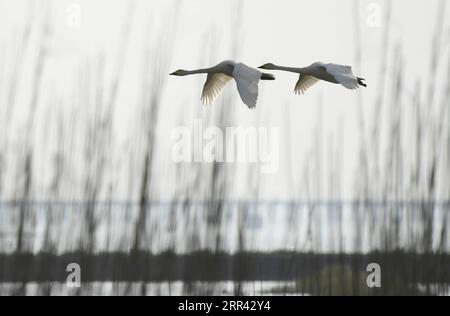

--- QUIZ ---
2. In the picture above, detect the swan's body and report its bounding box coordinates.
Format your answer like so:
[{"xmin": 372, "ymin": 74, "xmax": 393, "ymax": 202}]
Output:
[
  {"xmin": 259, "ymin": 62, "xmax": 366, "ymax": 95},
  {"xmin": 170, "ymin": 60, "xmax": 275, "ymax": 108}
]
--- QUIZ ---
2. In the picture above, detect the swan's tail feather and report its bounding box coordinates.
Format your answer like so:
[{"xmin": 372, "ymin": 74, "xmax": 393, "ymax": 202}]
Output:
[
  {"xmin": 261, "ymin": 73, "xmax": 275, "ymax": 80},
  {"xmin": 357, "ymin": 77, "xmax": 367, "ymax": 87}
]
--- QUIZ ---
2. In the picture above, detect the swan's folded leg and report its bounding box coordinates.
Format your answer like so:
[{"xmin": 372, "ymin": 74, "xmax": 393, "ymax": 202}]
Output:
[
  {"xmin": 357, "ymin": 77, "xmax": 367, "ymax": 87},
  {"xmin": 261, "ymin": 73, "xmax": 275, "ymax": 80}
]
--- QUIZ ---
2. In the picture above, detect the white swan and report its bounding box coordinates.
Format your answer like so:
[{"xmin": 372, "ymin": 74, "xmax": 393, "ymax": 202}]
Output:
[
  {"xmin": 258, "ymin": 62, "xmax": 366, "ymax": 95},
  {"xmin": 170, "ymin": 60, "xmax": 275, "ymax": 108}
]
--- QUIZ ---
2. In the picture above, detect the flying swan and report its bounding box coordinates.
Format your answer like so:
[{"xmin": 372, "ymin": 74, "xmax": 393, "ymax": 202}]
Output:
[
  {"xmin": 258, "ymin": 62, "xmax": 366, "ymax": 95},
  {"xmin": 170, "ymin": 60, "xmax": 275, "ymax": 108}
]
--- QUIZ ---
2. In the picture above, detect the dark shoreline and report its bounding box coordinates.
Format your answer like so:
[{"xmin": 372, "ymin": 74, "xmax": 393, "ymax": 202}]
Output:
[{"xmin": 1, "ymin": 250, "xmax": 449, "ymax": 284}]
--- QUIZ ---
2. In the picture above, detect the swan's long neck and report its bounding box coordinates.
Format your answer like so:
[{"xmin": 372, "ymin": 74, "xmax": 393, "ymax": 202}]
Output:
[
  {"xmin": 271, "ymin": 65, "xmax": 307, "ymax": 74},
  {"xmin": 184, "ymin": 67, "xmax": 214, "ymax": 75}
]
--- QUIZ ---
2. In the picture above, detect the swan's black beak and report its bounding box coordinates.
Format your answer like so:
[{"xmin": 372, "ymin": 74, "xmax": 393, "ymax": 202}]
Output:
[
  {"xmin": 257, "ymin": 65, "xmax": 265, "ymax": 69},
  {"xmin": 169, "ymin": 71, "xmax": 176, "ymax": 75}
]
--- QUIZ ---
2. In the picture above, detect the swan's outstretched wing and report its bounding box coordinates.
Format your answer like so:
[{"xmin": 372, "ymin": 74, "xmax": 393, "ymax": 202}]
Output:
[
  {"xmin": 201, "ymin": 73, "xmax": 232, "ymax": 105},
  {"xmin": 294, "ymin": 75, "xmax": 320, "ymax": 95},
  {"xmin": 325, "ymin": 63, "xmax": 353, "ymax": 74},
  {"xmin": 233, "ymin": 63, "xmax": 261, "ymax": 109},
  {"xmin": 324, "ymin": 63, "xmax": 359, "ymax": 90}
]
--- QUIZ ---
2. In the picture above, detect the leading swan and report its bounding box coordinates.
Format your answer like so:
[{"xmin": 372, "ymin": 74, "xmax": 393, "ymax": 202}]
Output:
[{"xmin": 170, "ymin": 60, "xmax": 275, "ymax": 108}]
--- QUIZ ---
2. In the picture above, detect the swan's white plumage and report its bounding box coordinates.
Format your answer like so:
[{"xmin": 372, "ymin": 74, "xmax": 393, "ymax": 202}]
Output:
[
  {"xmin": 201, "ymin": 73, "xmax": 232, "ymax": 105},
  {"xmin": 172, "ymin": 60, "xmax": 268, "ymax": 108},
  {"xmin": 232, "ymin": 63, "xmax": 261, "ymax": 109},
  {"xmin": 294, "ymin": 75, "xmax": 319, "ymax": 95},
  {"xmin": 259, "ymin": 62, "xmax": 365, "ymax": 94}
]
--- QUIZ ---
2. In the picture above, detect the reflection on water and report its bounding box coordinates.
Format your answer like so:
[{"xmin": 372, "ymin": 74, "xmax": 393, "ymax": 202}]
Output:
[
  {"xmin": 0, "ymin": 281, "xmax": 448, "ymax": 296},
  {"xmin": 0, "ymin": 281, "xmax": 298, "ymax": 296},
  {"xmin": 0, "ymin": 201, "xmax": 449, "ymax": 254}
]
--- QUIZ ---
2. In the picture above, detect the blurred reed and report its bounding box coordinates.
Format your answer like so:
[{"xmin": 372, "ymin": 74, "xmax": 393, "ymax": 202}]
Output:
[{"xmin": 0, "ymin": 0, "xmax": 449, "ymax": 295}]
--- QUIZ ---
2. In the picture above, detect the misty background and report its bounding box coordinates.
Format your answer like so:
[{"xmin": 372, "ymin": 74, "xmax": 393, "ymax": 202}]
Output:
[{"xmin": 0, "ymin": 0, "xmax": 450, "ymax": 295}]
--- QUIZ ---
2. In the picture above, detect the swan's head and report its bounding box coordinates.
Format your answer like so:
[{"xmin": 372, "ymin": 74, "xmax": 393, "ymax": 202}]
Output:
[
  {"xmin": 170, "ymin": 69, "xmax": 189, "ymax": 76},
  {"xmin": 258, "ymin": 63, "xmax": 276, "ymax": 70}
]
